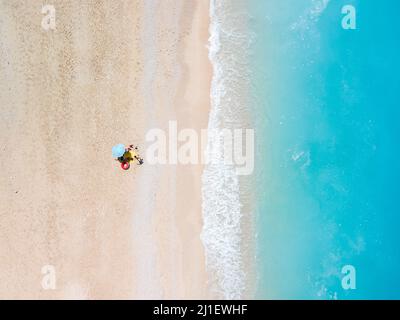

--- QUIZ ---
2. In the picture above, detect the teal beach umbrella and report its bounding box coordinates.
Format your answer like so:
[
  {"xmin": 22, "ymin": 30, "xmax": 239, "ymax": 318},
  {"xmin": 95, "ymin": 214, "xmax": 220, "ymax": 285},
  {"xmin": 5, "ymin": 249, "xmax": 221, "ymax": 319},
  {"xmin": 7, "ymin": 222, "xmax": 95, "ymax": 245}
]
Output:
[{"xmin": 112, "ymin": 144, "xmax": 125, "ymax": 158}]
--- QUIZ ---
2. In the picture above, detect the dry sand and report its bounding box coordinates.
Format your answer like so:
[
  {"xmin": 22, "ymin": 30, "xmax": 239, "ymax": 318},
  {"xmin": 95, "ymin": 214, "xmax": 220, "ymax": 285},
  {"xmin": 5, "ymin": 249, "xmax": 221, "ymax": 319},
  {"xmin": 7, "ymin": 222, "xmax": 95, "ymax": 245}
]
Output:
[{"xmin": 0, "ymin": 0, "xmax": 211, "ymax": 299}]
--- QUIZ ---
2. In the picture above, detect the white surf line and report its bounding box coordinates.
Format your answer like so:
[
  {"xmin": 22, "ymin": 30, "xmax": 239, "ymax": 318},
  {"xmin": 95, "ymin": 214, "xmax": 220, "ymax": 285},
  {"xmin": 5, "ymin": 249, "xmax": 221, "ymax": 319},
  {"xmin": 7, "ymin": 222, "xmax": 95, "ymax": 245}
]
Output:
[{"xmin": 200, "ymin": 0, "xmax": 247, "ymax": 300}]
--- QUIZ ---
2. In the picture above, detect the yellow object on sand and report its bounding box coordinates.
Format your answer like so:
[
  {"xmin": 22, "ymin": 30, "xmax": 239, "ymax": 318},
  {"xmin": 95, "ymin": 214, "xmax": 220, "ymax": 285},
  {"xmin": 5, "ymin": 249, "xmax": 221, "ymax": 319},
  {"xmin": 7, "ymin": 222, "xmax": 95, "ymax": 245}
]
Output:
[
  {"xmin": 122, "ymin": 150, "xmax": 138, "ymax": 162},
  {"xmin": 123, "ymin": 151, "xmax": 133, "ymax": 162}
]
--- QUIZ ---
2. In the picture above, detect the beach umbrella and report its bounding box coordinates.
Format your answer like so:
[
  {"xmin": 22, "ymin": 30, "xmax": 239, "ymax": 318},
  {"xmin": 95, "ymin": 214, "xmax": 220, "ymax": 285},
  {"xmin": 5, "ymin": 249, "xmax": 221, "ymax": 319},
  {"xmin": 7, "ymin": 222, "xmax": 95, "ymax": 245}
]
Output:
[{"xmin": 112, "ymin": 144, "xmax": 125, "ymax": 158}]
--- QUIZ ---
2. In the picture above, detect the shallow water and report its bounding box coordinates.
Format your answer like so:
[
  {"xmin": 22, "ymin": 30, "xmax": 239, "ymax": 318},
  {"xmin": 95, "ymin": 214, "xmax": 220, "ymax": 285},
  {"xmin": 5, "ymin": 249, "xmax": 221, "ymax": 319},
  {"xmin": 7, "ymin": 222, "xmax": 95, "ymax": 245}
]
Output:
[{"xmin": 248, "ymin": 0, "xmax": 400, "ymax": 299}]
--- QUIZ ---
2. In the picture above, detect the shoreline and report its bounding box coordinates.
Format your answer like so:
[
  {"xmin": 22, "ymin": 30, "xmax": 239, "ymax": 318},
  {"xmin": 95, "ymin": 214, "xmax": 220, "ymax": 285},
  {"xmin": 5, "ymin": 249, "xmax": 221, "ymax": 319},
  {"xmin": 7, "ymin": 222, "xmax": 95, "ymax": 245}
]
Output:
[{"xmin": 201, "ymin": 0, "xmax": 256, "ymax": 299}]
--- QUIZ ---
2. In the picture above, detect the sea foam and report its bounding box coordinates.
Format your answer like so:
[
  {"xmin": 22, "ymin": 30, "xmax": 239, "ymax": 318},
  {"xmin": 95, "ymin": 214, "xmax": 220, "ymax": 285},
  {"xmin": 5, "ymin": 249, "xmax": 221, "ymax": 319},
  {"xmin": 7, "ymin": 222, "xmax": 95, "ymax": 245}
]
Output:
[{"xmin": 201, "ymin": 0, "xmax": 253, "ymax": 299}]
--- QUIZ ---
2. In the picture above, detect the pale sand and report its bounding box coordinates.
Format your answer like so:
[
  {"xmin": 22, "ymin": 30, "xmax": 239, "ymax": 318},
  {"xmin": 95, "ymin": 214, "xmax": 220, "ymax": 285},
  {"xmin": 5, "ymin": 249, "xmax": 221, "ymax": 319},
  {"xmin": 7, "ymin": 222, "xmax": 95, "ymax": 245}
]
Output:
[{"xmin": 0, "ymin": 0, "xmax": 211, "ymax": 299}]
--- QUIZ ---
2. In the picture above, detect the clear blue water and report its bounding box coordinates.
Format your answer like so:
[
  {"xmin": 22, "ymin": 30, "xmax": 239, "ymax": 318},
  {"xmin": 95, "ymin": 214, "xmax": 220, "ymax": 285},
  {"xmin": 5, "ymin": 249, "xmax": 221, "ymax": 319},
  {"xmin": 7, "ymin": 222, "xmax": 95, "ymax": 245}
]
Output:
[{"xmin": 249, "ymin": 0, "xmax": 400, "ymax": 299}]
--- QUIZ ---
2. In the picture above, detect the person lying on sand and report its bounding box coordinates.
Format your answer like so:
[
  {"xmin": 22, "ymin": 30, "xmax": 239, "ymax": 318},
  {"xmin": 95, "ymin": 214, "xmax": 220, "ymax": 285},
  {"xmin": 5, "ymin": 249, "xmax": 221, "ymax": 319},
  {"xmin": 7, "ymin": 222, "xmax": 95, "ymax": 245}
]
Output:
[{"xmin": 117, "ymin": 145, "xmax": 144, "ymax": 166}]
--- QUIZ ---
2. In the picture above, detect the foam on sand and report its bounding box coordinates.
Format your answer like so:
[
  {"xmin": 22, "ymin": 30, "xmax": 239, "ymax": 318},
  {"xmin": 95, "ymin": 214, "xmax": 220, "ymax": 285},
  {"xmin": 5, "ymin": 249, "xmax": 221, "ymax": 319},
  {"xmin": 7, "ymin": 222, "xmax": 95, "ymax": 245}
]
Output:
[{"xmin": 201, "ymin": 0, "xmax": 253, "ymax": 299}]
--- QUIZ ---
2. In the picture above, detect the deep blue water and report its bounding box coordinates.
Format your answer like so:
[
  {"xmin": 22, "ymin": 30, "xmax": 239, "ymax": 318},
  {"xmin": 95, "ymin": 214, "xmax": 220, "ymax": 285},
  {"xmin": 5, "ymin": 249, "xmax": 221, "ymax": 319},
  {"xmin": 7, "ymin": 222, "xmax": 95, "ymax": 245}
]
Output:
[{"xmin": 249, "ymin": 0, "xmax": 400, "ymax": 299}]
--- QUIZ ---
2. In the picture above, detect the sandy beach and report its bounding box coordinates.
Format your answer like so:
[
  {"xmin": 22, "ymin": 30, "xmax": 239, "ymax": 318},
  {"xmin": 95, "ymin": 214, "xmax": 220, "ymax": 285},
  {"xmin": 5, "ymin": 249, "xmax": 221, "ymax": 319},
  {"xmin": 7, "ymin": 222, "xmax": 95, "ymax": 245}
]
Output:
[{"xmin": 0, "ymin": 0, "xmax": 211, "ymax": 299}]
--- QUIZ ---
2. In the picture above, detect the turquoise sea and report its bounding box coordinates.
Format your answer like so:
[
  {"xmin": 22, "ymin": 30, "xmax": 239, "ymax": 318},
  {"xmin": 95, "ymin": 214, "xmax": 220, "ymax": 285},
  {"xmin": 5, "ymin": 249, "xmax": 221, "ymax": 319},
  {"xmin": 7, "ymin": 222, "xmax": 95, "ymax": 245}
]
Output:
[{"xmin": 248, "ymin": 0, "xmax": 400, "ymax": 299}]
